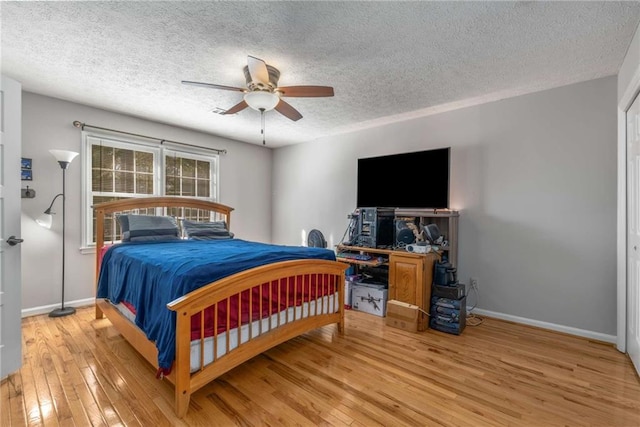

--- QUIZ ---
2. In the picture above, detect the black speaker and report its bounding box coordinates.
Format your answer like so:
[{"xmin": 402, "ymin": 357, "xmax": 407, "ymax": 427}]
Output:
[
  {"xmin": 394, "ymin": 219, "xmax": 415, "ymax": 247},
  {"xmin": 423, "ymin": 223, "xmax": 441, "ymax": 244}
]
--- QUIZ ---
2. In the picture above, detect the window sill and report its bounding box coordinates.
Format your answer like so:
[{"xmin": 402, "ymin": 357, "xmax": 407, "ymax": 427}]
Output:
[{"xmin": 80, "ymin": 246, "xmax": 96, "ymax": 255}]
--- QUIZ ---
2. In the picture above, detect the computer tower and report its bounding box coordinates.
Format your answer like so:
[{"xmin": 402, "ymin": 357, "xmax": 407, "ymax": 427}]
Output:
[{"xmin": 357, "ymin": 207, "xmax": 394, "ymax": 248}]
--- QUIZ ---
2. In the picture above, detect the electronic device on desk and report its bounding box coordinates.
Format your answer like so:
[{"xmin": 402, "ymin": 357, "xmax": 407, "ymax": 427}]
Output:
[
  {"xmin": 355, "ymin": 207, "xmax": 394, "ymax": 248},
  {"xmin": 406, "ymin": 242, "xmax": 432, "ymax": 254},
  {"xmin": 422, "ymin": 223, "xmax": 447, "ymax": 246},
  {"xmin": 394, "ymin": 218, "xmax": 422, "ymax": 248},
  {"xmin": 336, "ymin": 252, "xmax": 372, "ymax": 261}
]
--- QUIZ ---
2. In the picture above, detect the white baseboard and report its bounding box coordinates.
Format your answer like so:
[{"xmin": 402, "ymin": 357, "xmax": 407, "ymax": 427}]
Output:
[
  {"xmin": 22, "ymin": 298, "xmax": 95, "ymax": 318},
  {"xmin": 470, "ymin": 307, "xmax": 617, "ymax": 344},
  {"xmin": 21, "ymin": 299, "xmax": 617, "ymax": 344}
]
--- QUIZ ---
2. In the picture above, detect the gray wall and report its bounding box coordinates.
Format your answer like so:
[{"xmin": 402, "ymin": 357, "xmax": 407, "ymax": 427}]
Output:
[
  {"xmin": 272, "ymin": 76, "xmax": 618, "ymax": 336},
  {"xmin": 21, "ymin": 92, "xmax": 272, "ymax": 311}
]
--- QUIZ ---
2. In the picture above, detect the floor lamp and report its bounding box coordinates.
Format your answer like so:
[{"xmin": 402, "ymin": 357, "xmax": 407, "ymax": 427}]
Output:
[{"xmin": 36, "ymin": 149, "xmax": 79, "ymax": 317}]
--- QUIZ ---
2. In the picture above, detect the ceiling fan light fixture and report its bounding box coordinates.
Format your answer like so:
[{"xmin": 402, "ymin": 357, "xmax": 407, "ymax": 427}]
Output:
[
  {"xmin": 244, "ymin": 91, "xmax": 279, "ymax": 111},
  {"xmin": 182, "ymin": 55, "xmax": 332, "ymax": 122}
]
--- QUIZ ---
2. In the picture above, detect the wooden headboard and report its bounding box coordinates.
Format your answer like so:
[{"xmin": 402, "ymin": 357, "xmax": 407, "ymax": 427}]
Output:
[{"xmin": 93, "ymin": 196, "xmax": 234, "ymax": 279}]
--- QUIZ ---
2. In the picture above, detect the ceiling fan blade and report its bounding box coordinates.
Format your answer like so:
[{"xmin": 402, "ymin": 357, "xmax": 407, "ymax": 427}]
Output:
[
  {"xmin": 247, "ymin": 55, "xmax": 270, "ymax": 84},
  {"xmin": 275, "ymin": 99, "xmax": 303, "ymax": 121},
  {"xmin": 277, "ymin": 86, "xmax": 335, "ymax": 98},
  {"xmin": 222, "ymin": 100, "xmax": 248, "ymax": 115},
  {"xmin": 182, "ymin": 80, "xmax": 246, "ymax": 92}
]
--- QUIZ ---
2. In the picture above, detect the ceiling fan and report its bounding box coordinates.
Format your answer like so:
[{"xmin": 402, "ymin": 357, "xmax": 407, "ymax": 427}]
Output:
[{"xmin": 182, "ymin": 55, "xmax": 334, "ymax": 122}]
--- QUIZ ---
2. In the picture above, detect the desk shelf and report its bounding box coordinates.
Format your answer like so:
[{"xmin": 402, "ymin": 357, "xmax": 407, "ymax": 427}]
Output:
[
  {"xmin": 336, "ymin": 244, "xmax": 439, "ymax": 330},
  {"xmin": 394, "ymin": 208, "xmax": 459, "ymax": 267},
  {"xmin": 336, "ymin": 257, "xmax": 387, "ymax": 267}
]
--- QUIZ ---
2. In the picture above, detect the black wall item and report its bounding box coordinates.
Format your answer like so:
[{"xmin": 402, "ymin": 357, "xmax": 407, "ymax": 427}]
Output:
[{"xmin": 357, "ymin": 147, "xmax": 450, "ymax": 209}]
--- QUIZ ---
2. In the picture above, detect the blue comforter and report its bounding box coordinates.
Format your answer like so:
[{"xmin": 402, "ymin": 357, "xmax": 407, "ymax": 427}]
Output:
[{"xmin": 96, "ymin": 239, "xmax": 336, "ymax": 370}]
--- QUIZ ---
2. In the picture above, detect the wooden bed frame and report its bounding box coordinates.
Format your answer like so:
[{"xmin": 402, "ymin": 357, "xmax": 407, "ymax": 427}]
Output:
[{"xmin": 93, "ymin": 196, "xmax": 346, "ymax": 418}]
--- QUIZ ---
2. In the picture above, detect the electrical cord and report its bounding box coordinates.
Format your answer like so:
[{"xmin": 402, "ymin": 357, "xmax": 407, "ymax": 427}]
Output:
[
  {"xmin": 339, "ymin": 213, "xmax": 359, "ymax": 245},
  {"xmin": 417, "ymin": 307, "xmax": 430, "ymax": 317}
]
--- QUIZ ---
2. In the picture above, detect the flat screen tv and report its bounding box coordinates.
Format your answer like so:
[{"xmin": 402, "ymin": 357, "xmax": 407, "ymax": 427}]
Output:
[{"xmin": 356, "ymin": 147, "xmax": 450, "ymax": 209}]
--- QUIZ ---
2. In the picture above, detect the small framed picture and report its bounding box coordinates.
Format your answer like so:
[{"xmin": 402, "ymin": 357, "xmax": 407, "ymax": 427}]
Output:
[
  {"xmin": 21, "ymin": 169, "xmax": 32, "ymax": 181},
  {"xmin": 21, "ymin": 157, "xmax": 32, "ymax": 169}
]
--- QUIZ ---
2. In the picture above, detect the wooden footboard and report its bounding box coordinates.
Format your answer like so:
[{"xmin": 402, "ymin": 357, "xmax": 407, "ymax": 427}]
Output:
[
  {"xmin": 93, "ymin": 196, "xmax": 346, "ymax": 418},
  {"xmin": 168, "ymin": 259, "xmax": 345, "ymax": 418},
  {"xmin": 97, "ymin": 259, "xmax": 345, "ymax": 418}
]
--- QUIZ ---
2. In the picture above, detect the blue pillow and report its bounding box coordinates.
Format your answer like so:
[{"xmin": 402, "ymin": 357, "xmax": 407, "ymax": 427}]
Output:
[
  {"xmin": 181, "ymin": 219, "xmax": 234, "ymax": 240},
  {"xmin": 117, "ymin": 215, "xmax": 181, "ymax": 242}
]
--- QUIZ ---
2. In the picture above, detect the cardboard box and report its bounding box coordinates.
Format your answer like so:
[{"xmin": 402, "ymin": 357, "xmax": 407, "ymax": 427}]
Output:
[
  {"xmin": 385, "ymin": 299, "xmax": 420, "ymax": 332},
  {"xmin": 351, "ymin": 283, "xmax": 388, "ymax": 317}
]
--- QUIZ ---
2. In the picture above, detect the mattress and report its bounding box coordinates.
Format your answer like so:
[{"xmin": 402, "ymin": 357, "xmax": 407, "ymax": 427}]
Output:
[{"xmin": 112, "ymin": 292, "xmax": 339, "ymax": 373}]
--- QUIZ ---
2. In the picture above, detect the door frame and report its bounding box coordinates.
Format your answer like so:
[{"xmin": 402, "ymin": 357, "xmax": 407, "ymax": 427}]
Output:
[{"xmin": 617, "ymin": 66, "xmax": 640, "ymax": 353}]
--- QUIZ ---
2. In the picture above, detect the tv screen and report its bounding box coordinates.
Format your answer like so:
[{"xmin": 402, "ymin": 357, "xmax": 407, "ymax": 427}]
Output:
[{"xmin": 357, "ymin": 147, "xmax": 450, "ymax": 209}]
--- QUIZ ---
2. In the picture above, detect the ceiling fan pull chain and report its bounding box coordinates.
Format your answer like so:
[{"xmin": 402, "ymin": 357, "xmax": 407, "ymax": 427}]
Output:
[{"xmin": 260, "ymin": 108, "xmax": 266, "ymax": 145}]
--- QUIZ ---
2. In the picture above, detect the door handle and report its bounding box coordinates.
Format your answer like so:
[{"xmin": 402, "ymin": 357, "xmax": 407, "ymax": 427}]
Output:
[{"xmin": 6, "ymin": 236, "xmax": 24, "ymax": 246}]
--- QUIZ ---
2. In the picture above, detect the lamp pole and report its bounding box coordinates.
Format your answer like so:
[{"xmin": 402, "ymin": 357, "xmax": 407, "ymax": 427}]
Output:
[
  {"xmin": 48, "ymin": 150, "xmax": 78, "ymax": 317},
  {"xmin": 62, "ymin": 165, "xmax": 69, "ymax": 312}
]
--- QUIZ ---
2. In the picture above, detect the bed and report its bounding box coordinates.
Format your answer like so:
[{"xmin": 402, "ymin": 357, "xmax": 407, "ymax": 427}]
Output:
[{"xmin": 93, "ymin": 196, "xmax": 346, "ymax": 418}]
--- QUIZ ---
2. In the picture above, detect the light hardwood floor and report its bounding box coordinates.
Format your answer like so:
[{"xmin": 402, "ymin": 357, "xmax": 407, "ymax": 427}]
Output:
[{"xmin": 2, "ymin": 306, "xmax": 639, "ymax": 426}]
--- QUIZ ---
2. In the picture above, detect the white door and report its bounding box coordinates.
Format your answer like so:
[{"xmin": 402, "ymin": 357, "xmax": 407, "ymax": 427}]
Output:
[
  {"xmin": 0, "ymin": 75, "xmax": 22, "ymax": 378},
  {"xmin": 627, "ymin": 92, "xmax": 640, "ymax": 375}
]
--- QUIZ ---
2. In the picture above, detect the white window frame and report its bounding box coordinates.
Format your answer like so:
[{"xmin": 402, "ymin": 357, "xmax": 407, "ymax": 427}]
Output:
[
  {"xmin": 163, "ymin": 148, "xmax": 219, "ymax": 200},
  {"xmin": 80, "ymin": 131, "xmax": 219, "ymax": 251}
]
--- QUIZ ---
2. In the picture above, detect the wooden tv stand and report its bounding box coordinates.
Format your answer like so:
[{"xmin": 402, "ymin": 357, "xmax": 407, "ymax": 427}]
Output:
[{"xmin": 336, "ymin": 245, "xmax": 440, "ymax": 330}]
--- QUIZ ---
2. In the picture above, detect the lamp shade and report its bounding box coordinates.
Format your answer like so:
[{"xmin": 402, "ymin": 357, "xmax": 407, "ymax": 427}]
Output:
[
  {"xmin": 36, "ymin": 212, "xmax": 53, "ymax": 229},
  {"xmin": 49, "ymin": 149, "xmax": 79, "ymax": 164},
  {"xmin": 244, "ymin": 91, "xmax": 279, "ymax": 111}
]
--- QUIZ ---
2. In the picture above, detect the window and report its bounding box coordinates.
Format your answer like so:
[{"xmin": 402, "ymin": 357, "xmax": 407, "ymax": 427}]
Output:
[
  {"xmin": 82, "ymin": 134, "xmax": 219, "ymax": 248},
  {"xmin": 165, "ymin": 150, "xmax": 213, "ymax": 198}
]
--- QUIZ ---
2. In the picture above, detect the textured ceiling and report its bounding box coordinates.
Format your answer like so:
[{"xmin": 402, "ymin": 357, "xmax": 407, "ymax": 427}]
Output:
[{"xmin": 2, "ymin": 1, "xmax": 640, "ymax": 148}]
